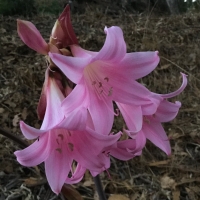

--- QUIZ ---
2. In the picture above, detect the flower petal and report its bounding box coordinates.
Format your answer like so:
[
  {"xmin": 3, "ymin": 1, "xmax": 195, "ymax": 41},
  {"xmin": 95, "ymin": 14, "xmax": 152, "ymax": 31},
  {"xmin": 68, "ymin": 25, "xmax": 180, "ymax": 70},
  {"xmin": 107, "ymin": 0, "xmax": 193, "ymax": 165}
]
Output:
[
  {"xmin": 155, "ymin": 100, "xmax": 181, "ymax": 122},
  {"xmin": 49, "ymin": 53, "xmax": 91, "ymax": 84},
  {"xmin": 159, "ymin": 73, "xmax": 187, "ymax": 98},
  {"xmin": 89, "ymin": 154, "xmax": 110, "ymax": 177},
  {"xmin": 40, "ymin": 76, "xmax": 65, "ymax": 130},
  {"xmin": 70, "ymin": 45, "xmax": 98, "ymax": 58},
  {"xmin": 58, "ymin": 107, "xmax": 88, "ymax": 131},
  {"xmin": 116, "ymin": 103, "xmax": 143, "ymax": 133},
  {"xmin": 91, "ymin": 61, "xmax": 161, "ymax": 108},
  {"xmin": 70, "ymin": 128, "xmax": 120, "ymax": 171},
  {"xmin": 37, "ymin": 69, "xmax": 49, "ymax": 120},
  {"xmin": 61, "ymin": 83, "xmax": 89, "ymax": 115},
  {"xmin": 14, "ymin": 133, "xmax": 50, "ymax": 166},
  {"xmin": 17, "ymin": 20, "xmax": 48, "ymax": 55},
  {"xmin": 20, "ymin": 121, "xmax": 47, "ymax": 140},
  {"xmin": 110, "ymin": 138, "xmax": 145, "ymax": 161},
  {"xmin": 58, "ymin": 5, "xmax": 78, "ymax": 46},
  {"xmin": 92, "ymin": 26, "xmax": 126, "ymax": 63},
  {"xmin": 65, "ymin": 164, "xmax": 86, "ymax": 184},
  {"xmin": 88, "ymin": 94, "xmax": 114, "ymax": 134},
  {"xmin": 118, "ymin": 51, "xmax": 160, "ymax": 79},
  {"xmin": 45, "ymin": 137, "xmax": 72, "ymax": 194},
  {"xmin": 142, "ymin": 116, "xmax": 171, "ymax": 155}
]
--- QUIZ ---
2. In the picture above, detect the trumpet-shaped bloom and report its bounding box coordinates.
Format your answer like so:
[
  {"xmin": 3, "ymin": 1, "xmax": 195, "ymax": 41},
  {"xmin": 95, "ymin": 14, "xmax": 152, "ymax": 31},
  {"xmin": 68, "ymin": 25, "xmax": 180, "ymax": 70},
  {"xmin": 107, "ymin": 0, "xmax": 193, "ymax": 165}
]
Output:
[
  {"xmin": 117, "ymin": 73, "xmax": 187, "ymax": 155},
  {"xmin": 14, "ymin": 70, "xmax": 121, "ymax": 194},
  {"xmin": 49, "ymin": 26, "xmax": 162, "ymax": 134}
]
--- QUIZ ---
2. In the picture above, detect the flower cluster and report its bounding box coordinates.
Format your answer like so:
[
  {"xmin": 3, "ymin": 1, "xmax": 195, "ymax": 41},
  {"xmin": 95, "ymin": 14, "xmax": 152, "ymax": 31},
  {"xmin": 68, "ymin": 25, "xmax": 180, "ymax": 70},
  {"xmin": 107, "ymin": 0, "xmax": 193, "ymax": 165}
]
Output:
[{"xmin": 14, "ymin": 6, "xmax": 187, "ymax": 194}]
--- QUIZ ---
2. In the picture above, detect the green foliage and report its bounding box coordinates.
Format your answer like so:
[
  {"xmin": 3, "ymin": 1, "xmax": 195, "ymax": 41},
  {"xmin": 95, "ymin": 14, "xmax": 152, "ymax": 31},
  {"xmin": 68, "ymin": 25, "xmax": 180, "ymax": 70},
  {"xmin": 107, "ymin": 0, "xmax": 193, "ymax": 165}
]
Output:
[
  {"xmin": 35, "ymin": 0, "xmax": 65, "ymax": 14},
  {"xmin": 0, "ymin": 0, "xmax": 37, "ymax": 16},
  {"xmin": 0, "ymin": 0, "xmax": 65, "ymax": 16},
  {"xmin": 178, "ymin": 0, "xmax": 200, "ymax": 13}
]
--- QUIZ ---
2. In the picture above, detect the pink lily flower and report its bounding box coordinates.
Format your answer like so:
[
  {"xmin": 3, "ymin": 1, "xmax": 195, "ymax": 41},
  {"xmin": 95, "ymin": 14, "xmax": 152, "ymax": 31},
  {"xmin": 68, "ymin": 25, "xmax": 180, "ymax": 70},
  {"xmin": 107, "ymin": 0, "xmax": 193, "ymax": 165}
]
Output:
[
  {"xmin": 49, "ymin": 26, "xmax": 162, "ymax": 135},
  {"xmin": 14, "ymin": 70, "xmax": 121, "ymax": 194},
  {"xmin": 17, "ymin": 5, "xmax": 77, "ymax": 55},
  {"xmin": 117, "ymin": 73, "xmax": 187, "ymax": 155}
]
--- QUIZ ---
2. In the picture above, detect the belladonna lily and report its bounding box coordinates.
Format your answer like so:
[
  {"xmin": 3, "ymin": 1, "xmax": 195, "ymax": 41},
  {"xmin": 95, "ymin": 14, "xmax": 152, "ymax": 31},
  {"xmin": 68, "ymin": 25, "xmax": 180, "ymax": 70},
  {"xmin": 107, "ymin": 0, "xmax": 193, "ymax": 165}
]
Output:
[
  {"xmin": 14, "ymin": 69, "xmax": 121, "ymax": 194},
  {"xmin": 117, "ymin": 73, "xmax": 187, "ymax": 155},
  {"xmin": 49, "ymin": 26, "xmax": 162, "ymax": 135}
]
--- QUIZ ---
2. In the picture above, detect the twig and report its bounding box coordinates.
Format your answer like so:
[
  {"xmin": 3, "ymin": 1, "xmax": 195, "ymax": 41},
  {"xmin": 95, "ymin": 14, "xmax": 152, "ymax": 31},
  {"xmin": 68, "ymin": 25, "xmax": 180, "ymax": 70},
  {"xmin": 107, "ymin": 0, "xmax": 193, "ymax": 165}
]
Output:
[
  {"xmin": 0, "ymin": 128, "xmax": 28, "ymax": 148},
  {"xmin": 160, "ymin": 56, "xmax": 200, "ymax": 82}
]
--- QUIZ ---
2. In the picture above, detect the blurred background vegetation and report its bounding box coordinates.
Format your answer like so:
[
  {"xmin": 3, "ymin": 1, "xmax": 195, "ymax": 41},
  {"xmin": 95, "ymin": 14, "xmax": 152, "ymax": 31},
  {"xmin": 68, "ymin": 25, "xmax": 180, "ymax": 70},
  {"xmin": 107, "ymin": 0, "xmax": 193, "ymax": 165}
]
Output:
[
  {"xmin": 0, "ymin": 0, "xmax": 199, "ymax": 16},
  {"xmin": 0, "ymin": 0, "xmax": 66, "ymax": 16}
]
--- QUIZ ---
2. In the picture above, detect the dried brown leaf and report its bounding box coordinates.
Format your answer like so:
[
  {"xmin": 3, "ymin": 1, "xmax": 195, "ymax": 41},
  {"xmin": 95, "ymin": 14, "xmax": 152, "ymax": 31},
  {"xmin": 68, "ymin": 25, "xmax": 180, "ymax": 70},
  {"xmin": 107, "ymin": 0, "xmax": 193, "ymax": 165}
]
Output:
[
  {"xmin": 108, "ymin": 194, "xmax": 130, "ymax": 200},
  {"xmin": 160, "ymin": 175, "xmax": 176, "ymax": 189}
]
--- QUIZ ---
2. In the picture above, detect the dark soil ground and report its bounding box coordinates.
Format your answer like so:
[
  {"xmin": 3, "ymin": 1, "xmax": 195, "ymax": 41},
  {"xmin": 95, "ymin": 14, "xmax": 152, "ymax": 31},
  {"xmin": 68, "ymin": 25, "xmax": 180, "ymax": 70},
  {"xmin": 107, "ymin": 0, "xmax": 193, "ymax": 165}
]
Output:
[{"xmin": 1, "ymin": 1, "xmax": 200, "ymax": 200}]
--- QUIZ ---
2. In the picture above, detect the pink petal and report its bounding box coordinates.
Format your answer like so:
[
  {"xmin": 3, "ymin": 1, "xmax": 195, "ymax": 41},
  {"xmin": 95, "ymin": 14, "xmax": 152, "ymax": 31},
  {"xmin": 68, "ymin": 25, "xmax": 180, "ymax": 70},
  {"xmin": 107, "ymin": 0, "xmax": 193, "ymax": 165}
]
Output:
[
  {"xmin": 116, "ymin": 103, "xmax": 142, "ymax": 133},
  {"xmin": 92, "ymin": 26, "xmax": 126, "ymax": 63},
  {"xmin": 61, "ymin": 83, "xmax": 89, "ymax": 115},
  {"xmin": 90, "ymin": 61, "xmax": 161, "ymax": 108},
  {"xmin": 14, "ymin": 133, "xmax": 50, "ymax": 166},
  {"xmin": 37, "ymin": 69, "xmax": 49, "ymax": 120},
  {"xmin": 118, "ymin": 51, "xmax": 159, "ymax": 80},
  {"xmin": 49, "ymin": 52, "xmax": 91, "ymax": 84},
  {"xmin": 134, "ymin": 131, "xmax": 147, "ymax": 151},
  {"xmin": 70, "ymin": 128, "xmax": 120, "ymax": 171},
  {"xmin": 70, "ymin": 45, "xmax": 98, "ymax": 58},
  {"xmin": 155, "ymin": 100, "xmax": 181, "ymax": 122},
  {"xmin": 40, "ymin": 76, "xmax": 65, "ymax": 130},
  {"xmin": 160, "ymin": 73, "xmax": 187, "ymax": 98},
  {"xmin": 140, "ymin": 94, "xmax": 162, "ymax": 115},
  {"xmin": 58, "ymin": 5, "xmax": 78, "ymax": 46},
  {"xmin": 17, "ymin": 20, "xmax": 48, "ymax": 55},
  {"xmin": 142, "ymin": 116, "xmax": 171, "ymax": 155},
  {"xmin": 89, "ymin": 154, "xmax": 110, "ymax": 177},
  {"xmin": 112, "ymin": 78, "xmax": 161, "ymax": 108},
  {"xmin": 65, "ymin": 164, "xmax": 86, "ymax": 184},
  {"xmin": 58, "ymin": 107, "xmax": 88, "ymax": 131},
  {"xmin": 88, "ymin": 94, "xmax": 114, "ymax": 134},
  {"xmin": 20, "ymin": 121, "xmax": 47, "ymax": 140},
  {"xmin": 45, "ymin": 139, "xmax": 72, "ymax": 195},
  {"xmin": 110, "ymin": 138, "xmax": 145, "ymax": 161}
]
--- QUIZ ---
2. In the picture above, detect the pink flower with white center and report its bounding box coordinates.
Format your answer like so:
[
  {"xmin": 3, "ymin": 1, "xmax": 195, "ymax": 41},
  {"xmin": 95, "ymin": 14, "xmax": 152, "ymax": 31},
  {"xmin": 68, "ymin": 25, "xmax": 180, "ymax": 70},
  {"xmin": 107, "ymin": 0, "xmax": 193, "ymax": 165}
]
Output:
[
  {"xmin": 49, "ymin": 26, "xmax": 162, "ymax": 135},
  {"xmin": 117, "ymin": 73, "xmax": 187, "ymax": 155},
  {"xmin": 14, "ymin": 70, "xmax": 121, "ymax": 194}
]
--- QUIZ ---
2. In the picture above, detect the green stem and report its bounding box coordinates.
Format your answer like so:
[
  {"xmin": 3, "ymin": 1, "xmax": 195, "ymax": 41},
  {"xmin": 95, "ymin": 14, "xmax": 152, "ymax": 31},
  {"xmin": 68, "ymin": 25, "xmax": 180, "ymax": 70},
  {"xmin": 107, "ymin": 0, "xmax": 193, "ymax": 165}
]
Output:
[{"xmin": 94, "ymin": 175, "xmax": 107, "ymax": 200}]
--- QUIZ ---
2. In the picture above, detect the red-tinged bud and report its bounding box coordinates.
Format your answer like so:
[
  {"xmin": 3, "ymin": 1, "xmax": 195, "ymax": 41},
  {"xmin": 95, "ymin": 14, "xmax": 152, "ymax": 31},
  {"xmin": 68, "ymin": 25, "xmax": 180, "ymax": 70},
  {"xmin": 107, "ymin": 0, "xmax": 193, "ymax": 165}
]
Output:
[
  {"xmin": 58, "ymin": 5, "xmax": 78, "ymax": 46},
  {"xmin": 17, "ymin": 19, "xmax": 48, "ymax": 55},
  {"xmin": 50, "ymin": 20, "xmax": 65, "ymax": 49}
]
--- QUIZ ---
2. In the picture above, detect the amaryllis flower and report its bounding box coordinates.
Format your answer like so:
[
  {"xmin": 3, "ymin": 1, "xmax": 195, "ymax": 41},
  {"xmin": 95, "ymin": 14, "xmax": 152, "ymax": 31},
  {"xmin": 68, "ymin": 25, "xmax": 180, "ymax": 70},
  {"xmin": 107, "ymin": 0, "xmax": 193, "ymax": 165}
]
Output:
[
  {"xmin": 49, "ymin": 26, "xmax": 162, "ymax": 135},
  {"xmin": 117, "ymin": 73, "xmax": 187, "ymax": 155},
  {"xmin": 17, "ymin": 5, "xmax": 77, "ymax": 55},
  {"xmin": 14, "ymin": 70, "xmax": 121, "ymax": 194}
]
